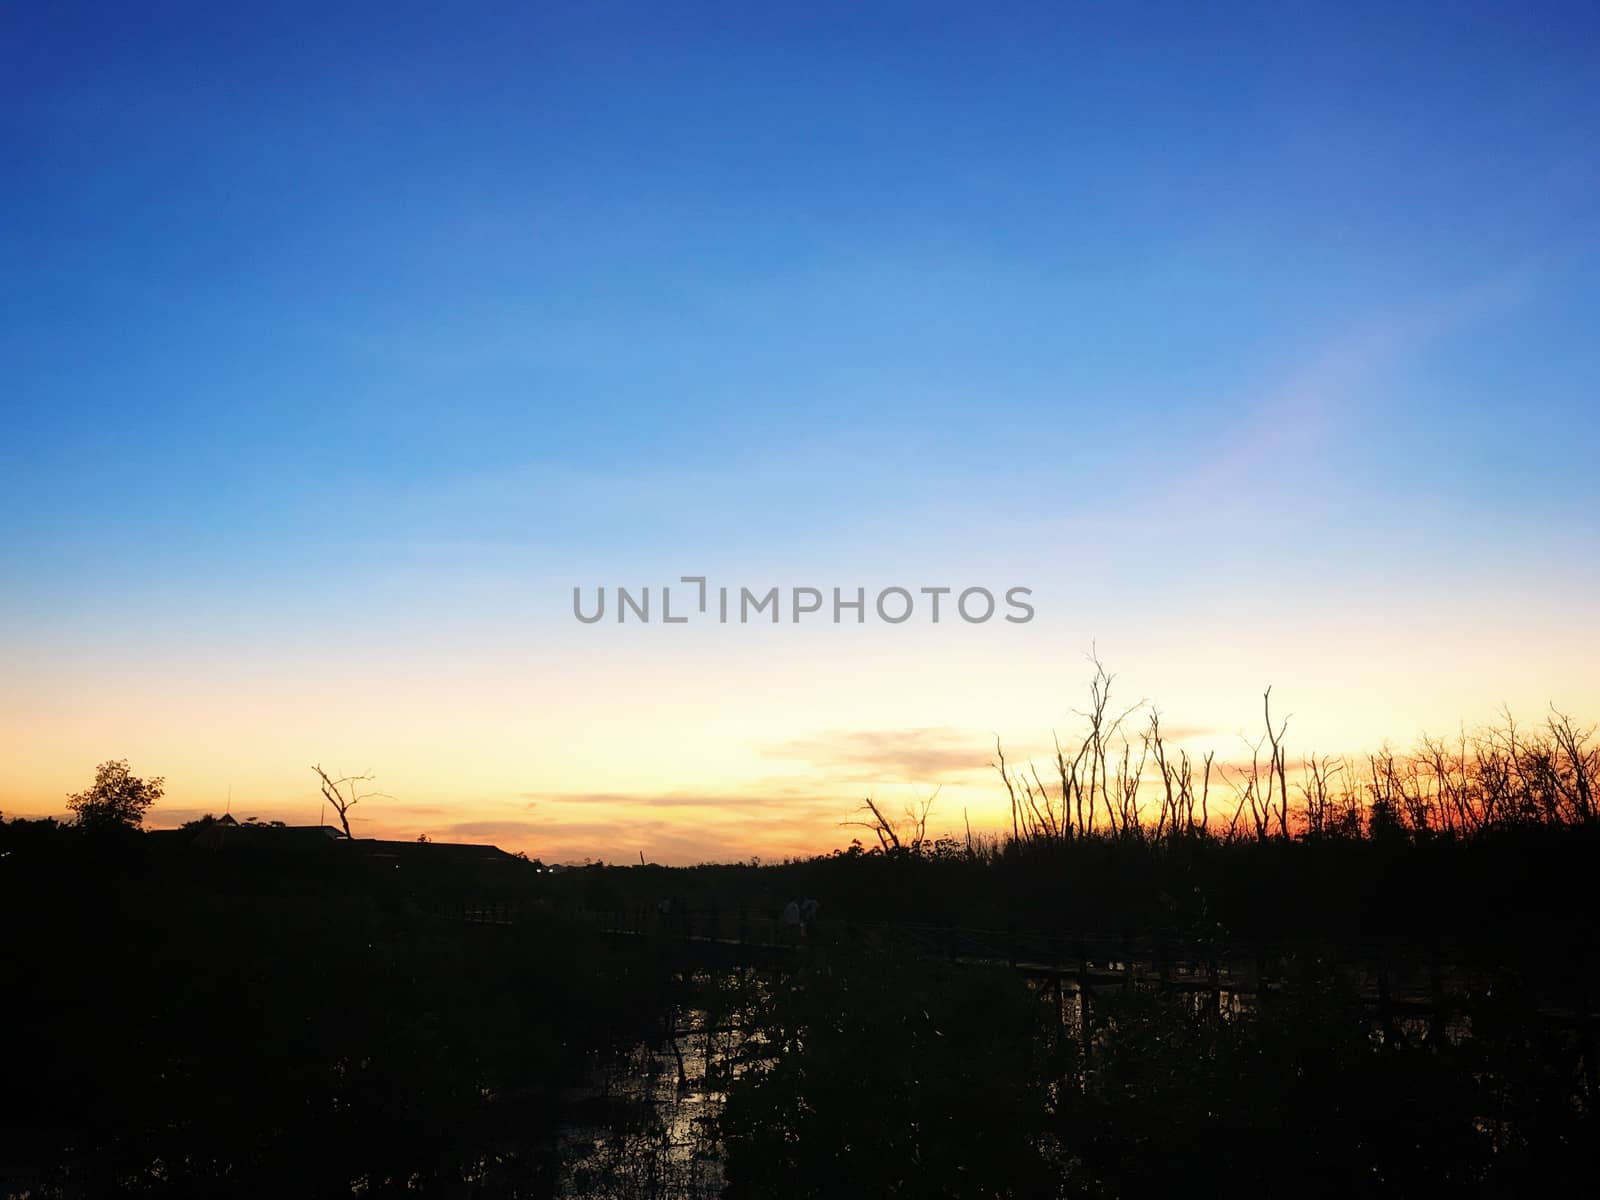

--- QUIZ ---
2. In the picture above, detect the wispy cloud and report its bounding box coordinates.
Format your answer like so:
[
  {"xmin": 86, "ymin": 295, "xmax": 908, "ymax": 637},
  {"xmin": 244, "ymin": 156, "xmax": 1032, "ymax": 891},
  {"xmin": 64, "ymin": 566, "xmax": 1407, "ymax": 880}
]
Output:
[
  {"xmin": 764, "ymin": 726, "xmax": 992, "ymax": 782},
  {"xmin": 436, "ymin": 809, "xmax": 850, "ymax": 866},
  {"xmin": 1151, "ymin": 264, "xmax": 1537, "ymax": 524},
  {"xmin": 520, "ymin": 786, "xmax": 844, "ymax": 811}
]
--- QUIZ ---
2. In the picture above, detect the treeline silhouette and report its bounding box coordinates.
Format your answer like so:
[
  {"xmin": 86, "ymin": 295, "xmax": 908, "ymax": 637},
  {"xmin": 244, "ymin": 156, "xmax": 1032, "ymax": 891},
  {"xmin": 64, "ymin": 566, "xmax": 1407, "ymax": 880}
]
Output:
[
  {"xmin": 568, "ymin": 668, "xmax": 1599, "ymax": 956},
  {"xmin": 983, "ymin": 662, "xmax": 1595, "ymax": 844}
]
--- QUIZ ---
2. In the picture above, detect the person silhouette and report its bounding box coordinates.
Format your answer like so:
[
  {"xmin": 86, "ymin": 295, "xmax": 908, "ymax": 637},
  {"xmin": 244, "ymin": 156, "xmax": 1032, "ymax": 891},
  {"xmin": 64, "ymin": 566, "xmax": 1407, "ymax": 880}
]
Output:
[
  {"xmin": 781, "ymin": 898, "xmax": 801, "ymax": 943},
  {"xmin": 800, "ymin": 897, "xmax": 819, "ymax": 937}
]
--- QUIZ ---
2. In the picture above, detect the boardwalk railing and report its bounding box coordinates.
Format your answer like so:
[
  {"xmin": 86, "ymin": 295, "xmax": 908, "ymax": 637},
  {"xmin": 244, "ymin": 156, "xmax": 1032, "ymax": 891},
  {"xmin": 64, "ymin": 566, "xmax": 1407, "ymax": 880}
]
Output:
[{"xmin": 581, "ymin": 905, "xmax": 1598, "ymax": 1032}]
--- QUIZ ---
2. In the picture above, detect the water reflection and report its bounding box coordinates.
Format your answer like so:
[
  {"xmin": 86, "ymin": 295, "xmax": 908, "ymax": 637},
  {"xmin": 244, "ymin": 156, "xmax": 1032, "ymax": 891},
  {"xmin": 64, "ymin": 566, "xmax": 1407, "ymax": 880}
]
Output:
[{"xmin": 560, "ymin": 1010, "xmax": 726, "ymax": 1199}]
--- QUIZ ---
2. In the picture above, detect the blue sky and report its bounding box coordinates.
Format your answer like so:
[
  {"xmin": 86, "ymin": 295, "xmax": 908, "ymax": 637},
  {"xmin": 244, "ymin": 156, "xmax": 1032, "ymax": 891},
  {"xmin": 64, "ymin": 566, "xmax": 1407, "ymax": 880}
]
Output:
[{"xmin": 4, "ymin": 3, "xmax": 1598, "ymax": 854}]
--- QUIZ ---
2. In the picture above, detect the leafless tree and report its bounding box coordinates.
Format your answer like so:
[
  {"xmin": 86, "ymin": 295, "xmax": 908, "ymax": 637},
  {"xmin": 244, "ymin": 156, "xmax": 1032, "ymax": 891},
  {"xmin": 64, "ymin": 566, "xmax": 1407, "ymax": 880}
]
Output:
[
  {"xmin": 984, "ymin": 659, "xmax": 1596, "ymax": 850},
  {"xmin": 311, "ymin": 764, "xmax": 389, "ymax": 839},
  {"xmin": 842, "ymin": 791, "xmax": 937, "ymax": 855}
]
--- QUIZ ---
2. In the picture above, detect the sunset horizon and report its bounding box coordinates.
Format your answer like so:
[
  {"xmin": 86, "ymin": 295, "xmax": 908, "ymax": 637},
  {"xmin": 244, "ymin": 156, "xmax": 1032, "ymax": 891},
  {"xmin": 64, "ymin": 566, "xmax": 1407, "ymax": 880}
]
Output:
[
  {"xmin": 8, "ymin": 8, "xmax": 1600, "ymax": 1195},
  {"xmin": 7, "ymin": 9, "xmax": 1597, "ymax": 875},
  {"xmin": 8, "ymin": 655, "xmax": 1599, "ymax": 864}
]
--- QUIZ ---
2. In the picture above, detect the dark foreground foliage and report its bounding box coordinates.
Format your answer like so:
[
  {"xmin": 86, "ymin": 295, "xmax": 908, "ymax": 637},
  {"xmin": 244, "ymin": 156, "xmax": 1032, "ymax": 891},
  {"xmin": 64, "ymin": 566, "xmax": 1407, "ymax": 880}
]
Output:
[
  {"xmin": 5, "ymin": 811, "xmax": 1596, "ymax": 1197},
  {"xmin": 1, "ymin": 820, "xmax": 671, "ymax": 1198},
  {"xmin": 564, "ymin": 822, "xmax": 1600, "ymax": 960},
  {"xmin": 712, "ymin": 942, "xmax": 1594, "ymax": 1199}
]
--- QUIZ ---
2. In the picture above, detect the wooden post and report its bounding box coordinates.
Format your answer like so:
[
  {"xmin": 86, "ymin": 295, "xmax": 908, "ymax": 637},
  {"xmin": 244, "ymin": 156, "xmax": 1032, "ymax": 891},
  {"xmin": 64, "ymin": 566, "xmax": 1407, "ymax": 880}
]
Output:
[
  {"xmin": 1077, "ymin": 938, "xmax": 1093, "ymax": 1067},
  {"xmin": 1578, "ymin": 982, "xmax": 1598, "ymax": 1102},
  {"xmin": 1428, "ymin": 959, "xmax": 1447, "ymax": 1047},
  {"xmin": 1377, "ymin": 956, "xmax": 1397, "ymax": 1045}
]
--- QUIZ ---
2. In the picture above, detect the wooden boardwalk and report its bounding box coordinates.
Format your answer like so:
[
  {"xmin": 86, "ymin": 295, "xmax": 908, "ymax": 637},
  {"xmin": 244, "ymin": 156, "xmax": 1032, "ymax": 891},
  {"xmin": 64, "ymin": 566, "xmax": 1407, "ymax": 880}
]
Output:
[
  {"xmin": 448, "ymin": 902, "xmax": 1597, "ymax": 1034},
  {"xmin": 444, "ymin": 902, "xmax": 1599, "ymax": 1087},
  {"xmin": 582, "ymin": 907, "xmax": 1600, "ymax": 1031}
]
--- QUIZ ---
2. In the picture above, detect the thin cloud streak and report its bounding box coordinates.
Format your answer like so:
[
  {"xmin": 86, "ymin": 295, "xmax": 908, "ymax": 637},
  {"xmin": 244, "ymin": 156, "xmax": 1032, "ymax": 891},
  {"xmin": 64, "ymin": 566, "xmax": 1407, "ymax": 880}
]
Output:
[{"xmin": 764, "ymin": 727, "xmax": 993, "ymax": 782}]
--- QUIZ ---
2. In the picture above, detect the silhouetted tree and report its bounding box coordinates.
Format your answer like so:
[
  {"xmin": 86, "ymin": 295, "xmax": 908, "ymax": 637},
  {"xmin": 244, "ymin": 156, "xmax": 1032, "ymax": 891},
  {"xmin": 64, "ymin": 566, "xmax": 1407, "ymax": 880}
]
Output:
[
  {"xmin": 311, "ymin": 764, "xmax": 387, "ymax": 839},
  {"xmin": 67, "ymin": 759, "xmax": 163, "ymax": 831},
  {"xmin": 841, "ymin": 793, "xmax": 936, "ymax": 855}
]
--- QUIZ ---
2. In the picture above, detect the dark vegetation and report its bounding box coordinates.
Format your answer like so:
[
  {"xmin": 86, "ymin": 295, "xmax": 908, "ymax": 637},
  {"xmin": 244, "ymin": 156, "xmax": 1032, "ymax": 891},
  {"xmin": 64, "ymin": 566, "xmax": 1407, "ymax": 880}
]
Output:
[
  {"xmin": 5, "ymin": 668, "xmax": 1597, "ymax": 1198},
  {"xmin": 575, "ymin": 821, "xmax": 1600, "ymax": 955},
  {"xmin": 1, "ymin": 803, "xmax": 671, "ymax": 1198},
  {"xmin": 700, "ymin": 935, "xmax": 1593, "ymax": 1198}
]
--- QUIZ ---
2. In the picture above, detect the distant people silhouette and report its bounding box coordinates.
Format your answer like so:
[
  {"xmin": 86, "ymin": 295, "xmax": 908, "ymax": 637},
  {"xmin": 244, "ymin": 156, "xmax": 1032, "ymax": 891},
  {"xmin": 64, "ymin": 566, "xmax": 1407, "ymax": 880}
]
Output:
[{"xmin": 781, "ymin": 898, "xmax": 801, "ymax": 943}]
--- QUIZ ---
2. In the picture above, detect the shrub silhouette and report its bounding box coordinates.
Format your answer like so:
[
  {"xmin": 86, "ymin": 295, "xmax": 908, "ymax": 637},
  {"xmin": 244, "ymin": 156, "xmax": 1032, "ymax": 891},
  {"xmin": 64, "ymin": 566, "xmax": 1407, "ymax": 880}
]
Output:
[{"xmin": 65, "ymin": 758, "xmax": 164, "ymax": 831}]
